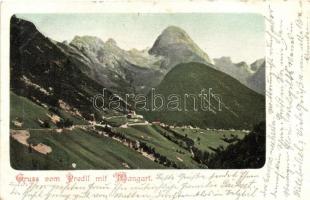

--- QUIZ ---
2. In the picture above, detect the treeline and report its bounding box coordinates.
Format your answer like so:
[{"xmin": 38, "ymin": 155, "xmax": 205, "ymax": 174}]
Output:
[
  {"xmin": 139, "ymin": 142, "xmax": 178, "ymax": 168},
  {"xmin": 39, "ymin": 118, "xmax": 73, "ymax": 129},
  {"xmin": 207, "ymin": 121, "xmax": 265, "ymax": 168},
  {"xmin": 153, "ymin": 125, "xmax": 194, "ymax": 150},
  {"xmin": 153, "ymin": 125, "xmax": 212, "ymax": 167},
  {"xmin": 193, "ymin": 122, "xmax": 266, "ymax": 169},
  {"xmin": 95, "ymin": 125, "xmax": 178, "ymax": 168},
  {"xmin": 154, "ymin": 122, "xmax": 265, "ymax": 169}
]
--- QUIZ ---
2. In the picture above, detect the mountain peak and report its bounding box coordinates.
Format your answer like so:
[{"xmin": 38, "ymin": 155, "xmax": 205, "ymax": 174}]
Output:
[
  {"xmin": 235, "ymin": 61, "xmax": 248, "ymax": 68},
  {"xmin": 149, "ymin": 26, "xmax": 211, "ymax": 67},
  {"xmin": 162, "ymin": 26, "xmax": 187, "ymax": 34},
  {"xmin": 214, "ymin": 56, "xmax": 232, "ymax": 63},
  {"xmin": 70, "ymin": 35, "xmax": 105, "ymax": 52},
  {"xmin": 152, "ymin": 26, "xmax": 192, "ymax": 48},
  {"xmin": 106, "ymin": 38, "xmax": 117, "ymax": 46},
  {"xmin": 250, "ymin": 58, "xmax": 265, "ymax": 72},
  {"xmin": 71, "ymin": 35, "xmax": 103, "ymax": 44},
  {"xmin": 213, "ymin": 57, "xmax": 234, "ymax": 67}
]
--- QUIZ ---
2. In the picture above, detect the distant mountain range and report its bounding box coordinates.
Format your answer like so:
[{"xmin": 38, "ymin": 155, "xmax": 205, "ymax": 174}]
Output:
[
  {"xmin": 57, "ymin": 25, "xmax": 218, "ymax": 95},
  {"xmin": 10, "ymin": 15, "xmax": 265, "ymax": 170},
  {"xmin": 10, "ymin": 15, "xmax": 265, "ymax": 124},
  {"xmin": 141, "ymin": 62, "xmax": 265, "ymax": 130},
  {"xmin": 246, "ymin": 59, "xmax": 266, "ymax": 94},
  {"xmin": 61, "ymin": 36, "xmax": 164, "ymax": 95},
  {"xmin": 213, "ymin": 57, "xmax": 265, "ymax": 94},
  {"xmin": 10, "ymin": 16, "xmax": 123, "ymax": 121},
  {"xmin": 64, "ymin": 24, "xmax": 265, "ymax": 95}
]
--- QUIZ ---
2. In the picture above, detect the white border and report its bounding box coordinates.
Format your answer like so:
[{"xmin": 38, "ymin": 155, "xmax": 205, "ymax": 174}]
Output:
[{"xmin": 1, "ymin": 1, "xmax": 309, "ymax": 200}]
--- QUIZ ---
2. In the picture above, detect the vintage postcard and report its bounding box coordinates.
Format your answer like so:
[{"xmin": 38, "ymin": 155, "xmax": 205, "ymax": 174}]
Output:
[
  {"xmin": 9, "ymin": 12, "xmax": 265, "ymax": 170},
  {"xmin": 0, "ymin": 0, "xmax": 309, "ymax": 199}
]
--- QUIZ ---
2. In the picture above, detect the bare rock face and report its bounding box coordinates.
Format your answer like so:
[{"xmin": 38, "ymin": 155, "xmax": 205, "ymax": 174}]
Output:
[
  {"xmin": 213, "ymin": 56, "xmax": 252, "ymax": 85},
  {"xmin": 247, "ymin": 60, "xmax": 266, "ymax": 95},
  {"xmin": 67, "ymin": 35, "xmax": 164, "ymax": 95},
  {"xmin": 12, "ymin": 14, "xmax": 264, "ymax": 98},
  {"xmin": 213, "ymin": 56, "xmax": 265, "ymax": 95},
  {"xmin": 66, "ymin": 26, "xmax": 213, "ymax": 95},
  {"xmin": 149, "ymin": 26, "xmax": 211, "ymax": 70},
  {"xmin": 10, "ymin": 15, "xmax": 123, "ymax": 119}
]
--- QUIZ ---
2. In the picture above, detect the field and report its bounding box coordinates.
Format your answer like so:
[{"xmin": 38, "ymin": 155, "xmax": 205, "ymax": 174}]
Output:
[
  {"xmin": 10, "ymin": 91, "xmax": 251, "ymax": 169},
  {"xmin": 104, "ymin": 116, "xmax": 127, "ymax": 127},
  {"xmin": 10, "ymin": 92, "xmax": 86, "ymax": 129},
  {"xmin": 171, "ymin": 127, "xmax": 247, "ymax": 152},
  {"xmin": 11, "ymin": 128, "xmax": 164, "ymax": 170},
  {"xmin": 10, "ymin": 92, "xmax": 53, "ymax": 129},
  {"xmin": 113, "ymin": 125, "xmax": 202, "ymax": 168}
]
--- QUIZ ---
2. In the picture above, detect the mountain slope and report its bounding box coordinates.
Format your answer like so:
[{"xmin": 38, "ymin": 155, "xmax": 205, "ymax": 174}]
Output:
[
  {"xmin": 68, "ymin": 25, "xmax": 214, "ymax": 95},
  {"xmin": 246, "ymin": 59, "xmax": 265, "ymax": 94},
  {"xmin": 10, "ymin": 128, "xmax": 165, "ymax": 170},
  {"xmin": 213, "ymin": 57, "xmax": 265, "ymax": 94},
  {"xmin": 149, "ymin": 26, "xmax": 211, "ymax": 70},
  {"xmin": 208, "ymin": 121, "xmax": 266, "ymax": 169},
  {"xmin": 213, "ymin": 57, "xmax": 253, "ymax": 85},
  {"xmin": 141, "ymin": 62, "xmax": 265, "ymax": 130},
  {"xmin": 10, "ymin": 16, "xmax": 122, "ymax": 120},
  {"xmin": 67, "ymin": 36, "xmax": 164, "ymax": 94},
  {"xmin": 250, "ymin": 58, "xmax": 265, "ymax": 71}
]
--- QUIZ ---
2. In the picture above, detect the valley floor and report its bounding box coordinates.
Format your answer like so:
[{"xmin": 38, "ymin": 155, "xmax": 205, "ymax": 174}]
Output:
[
  {"xmin": 10, "ymin": 91, "xmax": 250, "ymax": 169},
  {"xmin": 10, "ymin": 120, "xmax": 248, "ymax": 169}
]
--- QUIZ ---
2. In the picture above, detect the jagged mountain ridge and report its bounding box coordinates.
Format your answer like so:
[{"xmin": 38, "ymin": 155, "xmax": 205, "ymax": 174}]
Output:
[
  {"xmin": 213, "ymin": 56, "xmax": 253, "ymax": 85},
  {"xmin": 213, "ymin": 57, "xmax": 265, "ymax": 94},
  {"xmin": 247, "ymin": 60, "xmax": 266, "ymax": 94},
  {"xmin": 57, "ymin": 36, "xmax": 164, "ymax": 95},
  {"xmin": 70, "ymin": 26, "xmax": 264, "ymax": 95},
  {"xmin": 13, "ymin": 15, "xmax": 265, "ymax": 103},
  {"xmin": 10, "ymin": 16, "xmax": 126, "ymax": 120},
  {"xmin": 65, "ymin": 26, "xmax": 214, "ymax": 95},
  {"xmin": 250, "ymin": 58, "xmax": 265, "ymax": 71}
]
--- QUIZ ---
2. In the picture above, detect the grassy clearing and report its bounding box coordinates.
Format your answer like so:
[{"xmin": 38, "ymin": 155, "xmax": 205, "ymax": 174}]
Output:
[
  {"xmin": 104, "ymin": 116, "xmax": 127, "ymax": 127},
  {"xmin": 10, "ymin": 92, "xmax": 53, "ymax": 129},
  {"xmin": 113, "ymin": 125, "xmax": 203, "ymax": 168},
  {"xmin": 10, "ymin": 92, "xmax": 87, "ymax": 129},
  {"xmin": 57, "ymin": 109, "xmax": 87, "ymax": 125},
  {"xmin": 11, "ymin": 128, "xmax": 164, "ymax": 170},
  {"xmin": 172, "ymin": 127, "xmax": 247, "ymax": 152}
]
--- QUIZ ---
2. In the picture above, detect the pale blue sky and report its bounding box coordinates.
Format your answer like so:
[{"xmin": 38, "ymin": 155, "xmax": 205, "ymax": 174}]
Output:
[{"xmin": 17, "ymin": 13, "xmax": 265, "ymax": 63}]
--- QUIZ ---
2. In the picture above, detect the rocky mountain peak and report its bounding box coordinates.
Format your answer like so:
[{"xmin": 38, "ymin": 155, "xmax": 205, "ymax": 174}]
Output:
[
  {"xmin": 70, "ymin": 35, "xmax": 105, "ymax": 52},
  {"xmin": 105, "ymin": 38, "xmax": 117, "ymax": 46},
  {"xmin": 250, "ymin": 58, "xmax": 265, "ymax": 72},
  {"xmin": 159, "ymin": 26, "xmax": 190, "ymax": 43},
  {"xmin": 213, "ymin": 56, "xmax": 233, "ymax": 65},
  {"xmin": 235, "ymin": 61, "xmax": 249, "ymax": 70},
  {"xmin": 236, "ymin": 61, "xmax": 247, "ymax": 67},
  {"xmin": 149, "ymin": 25, "xmax": 211, "ymax": 67},
  {"xmin": 149, "ymin": 26, "xmax": 193, "ymax": 53}
]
